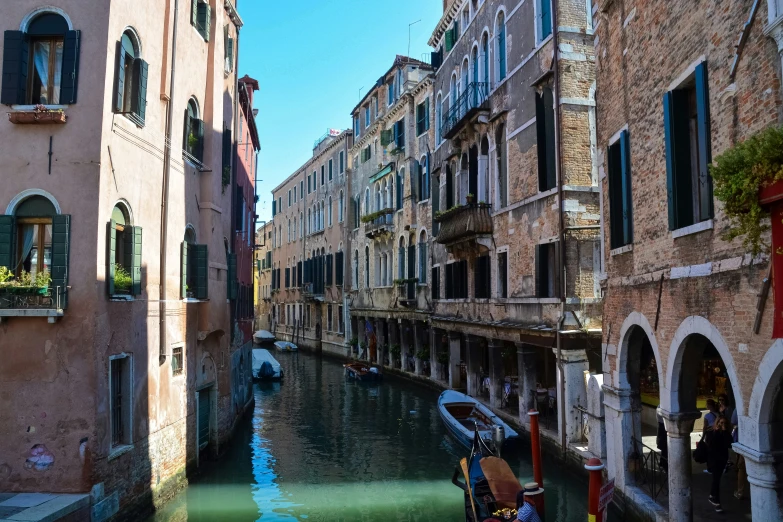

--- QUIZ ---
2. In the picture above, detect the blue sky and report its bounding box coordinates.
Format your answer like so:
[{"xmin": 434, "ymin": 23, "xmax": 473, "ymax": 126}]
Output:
[{"xmin": 239, "ymin": 0, "xmax": 443, "ymax": 224}]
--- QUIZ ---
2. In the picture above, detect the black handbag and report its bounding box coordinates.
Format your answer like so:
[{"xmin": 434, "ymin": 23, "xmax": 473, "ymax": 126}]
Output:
[{"xmin": 693, "ymin": 436, "xmax": 708, "ymax": 464}]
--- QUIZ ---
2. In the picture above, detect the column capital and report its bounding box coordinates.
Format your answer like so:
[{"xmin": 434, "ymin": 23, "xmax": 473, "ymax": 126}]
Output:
[
  {"xmin": 658, "ymin": 408, "xmax": 701, "ymax": 437},
  {"xmin": 555, "ymin": 348, "xmax": 588, "ymax": 364},
  {"xmin": 764, "ymin": 15, "xmax": 783, "ymax": 53},
  {"xmin": 601, "ymin": 385, "xmax": 633, "ymax": 413}
]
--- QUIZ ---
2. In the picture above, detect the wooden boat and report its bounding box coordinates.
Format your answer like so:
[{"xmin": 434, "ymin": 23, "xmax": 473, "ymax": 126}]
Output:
[
  {"xmin": 252, "ymin": 349, "xmax": 283, "ymax": 381},
  {"xmin": 451, "ymin": 430, "xmax": 524, "ymax": 522},
  {"xmin": 274, "ymin": 341, "xmax": 298, "ymax": 352},
  {"xmin": 344, "ymin": 362, "xmax": 382, "ymax": 382},
  {"xmin": 438, "ymin": 390, "xmax": 518, "ymax": 450}
]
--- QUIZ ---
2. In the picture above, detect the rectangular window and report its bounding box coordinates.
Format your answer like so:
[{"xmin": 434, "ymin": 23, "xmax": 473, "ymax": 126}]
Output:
[
  {"xmin": 327, "ymin": 304, "xmax": 333, "ymax": 331},
  {"xmin": 110, "ymin": 355, "xmax": 132, "ymax": 448},
  {"xmin": 475, "ymin": 255, "xmax": 491, "ymax": 298},
  {"xmin": 321, "ymin": 165, "xmax": 325, "ymax": 185},
  {"xmin": 172, "ymin": 346, "xmax": 183, "ymax": 376},
  {"xmin": 608, "ymin": 130, "xmax": 633, "ymax": 248},
  {"xmin": 339, "ymin": 151, "xmax": 345, "ymax": 174},
  {"xmin": 329, "ymin": 159, "xmax": 333, "ymax": 181},
  {"xmin": 365, "ymin": 105, "xmax": 370, "ymax": 128},
  {"xmin": 388, "ymin": 79, "xmax": 395, "ymax": 106},
  {"xmin": 300, "ymin": 180, "xmax": 304, "ymax": 199},
  {"xmin": 498, "ymin": 252, "xmax": 508, "ymax": 298},
  {"xmin": 418, "ymin": 243, "xmax": 428, "ymax": 283},
  {"xmin": 432, "ymin": 266, "xmax": 440, "ymax": 299},
  {"xmin": 445, "ymin": 260, "xmax": 468, "ymax": 299},
  {"xmin": 538, "ymin": 0, "xmax": 553, "ymax": 41},
  {"xmin": 664, "ymin": 62, "xmax": 713, "ymax": 230},
  {"xmin": 288, "ymin": 190, "xmax": 292, "ymax": 207},
  {"xmin": 536, "ymin": 88, "xmax": 557, "ymax": 191},
  {"xmin": 535, "ymin": 243, "xmax": 558, "ymax": 298},
  {"xmin": 394, "ymin": 118, "xmax": 405, "ymax": 150},
  {"xmin": 338, "ymin": 305, "xmax": 344, "ymax": 333},
  {"xmin": 416, "ymin": 99, "xmax": 430, "ymax": 136}
]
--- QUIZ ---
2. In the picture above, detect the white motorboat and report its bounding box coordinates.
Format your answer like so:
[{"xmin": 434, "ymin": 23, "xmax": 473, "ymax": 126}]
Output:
[{"xmin": 252, "ymin": 348, "xmax": 283, "ymax": 380}]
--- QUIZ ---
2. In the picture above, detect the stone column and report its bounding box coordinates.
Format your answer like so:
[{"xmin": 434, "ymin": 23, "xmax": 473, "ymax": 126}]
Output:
[
  {"xmin": 375, "ymin": 318, "xmax": 385, "ymax": 366},
  {"xmin": 556, "ymin": 348, "xmax": 589, "ymax": 444},
  {"xmin": 601, "ymin": 385, "xmax": 633, "ymax": 493},
  {"xmin": 388, "ymin": 320, "xmax": 399, "ymax": 367},
  {"xmin": 401, "ymin": 320, "xmax": 413, "ymax": 372},
  {"xmin": 488, "ymin": 339, "xmax": 505, "ymax": 409},
  {"xmin": 465, "ymin": 336, "xmax": 481, "ymax": 397},
  {"xmin": 516, "ymin": 344, "xmax": 538, "ymax": 425},
  {"xmin": 734, "ymin": 443, "xmax": 783, "ymax": 522},
  {"xmin": 660, "ymin": 409, "xmax": 701, "ymax": 522},
  {"xmin": 448, "ymin": 331, "xmax": 462, "ymax": 389},
  {"xmin": 430, "ymin": 328, "xmax": 440, "ymax": 383},
  {"xmin": 414, "ymin": 321, "xmax": 425, "ymax": 376}
]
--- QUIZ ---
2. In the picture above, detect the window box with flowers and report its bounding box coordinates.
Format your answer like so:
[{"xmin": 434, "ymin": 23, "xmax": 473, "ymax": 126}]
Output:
[{"xmin": 8, "ymin": 105, "xmax": 66, "ymax": 124}]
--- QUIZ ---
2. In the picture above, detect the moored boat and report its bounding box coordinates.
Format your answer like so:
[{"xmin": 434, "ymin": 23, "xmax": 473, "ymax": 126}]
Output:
[
  {"xmin": 252, "ymin": 348, "xmax": 283, "ymax": 381},
  {"xmin": 438, "ymin": 390, "xmax": 518, "ymax": 450},
  {"xmin": 274, "ymin": 341, "xmax": 298, "ymax": 352},
  {"xmin": 253, "ymin": 330, "xmax": 276, "ymax": 344},
  {"xmin": 344, "ymin": 362, "xmax": 382, "ymax": 382}
]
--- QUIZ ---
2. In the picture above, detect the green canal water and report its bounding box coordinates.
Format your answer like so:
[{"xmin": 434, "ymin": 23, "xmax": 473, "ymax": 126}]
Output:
[{"xmin": 147, "ymin": 351, "xmax": 602, "ymax": 521}]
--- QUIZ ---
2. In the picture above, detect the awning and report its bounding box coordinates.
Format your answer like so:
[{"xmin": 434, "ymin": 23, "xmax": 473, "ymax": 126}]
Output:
[{"xmin": 369, "ymin": 162, "xmax": 395, "ymax": 183}]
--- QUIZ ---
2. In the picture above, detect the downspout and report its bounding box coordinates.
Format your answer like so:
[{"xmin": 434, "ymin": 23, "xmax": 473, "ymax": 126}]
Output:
[
  {"xmin": 552, "ymin": 0, "xmax": 567, "ymax": 453},
  {"xmin": 230, "ymin": 21, "xmax": 241, "ymax": 345},
  {"xmin": 160, "ymin": 0, "xmax": 179, "ymax": 360}
]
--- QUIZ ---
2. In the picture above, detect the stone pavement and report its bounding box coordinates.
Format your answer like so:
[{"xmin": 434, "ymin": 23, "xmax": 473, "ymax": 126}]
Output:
[{"xmin": 0, "ymin": 493, "xmax": 89, "ymax": 522}]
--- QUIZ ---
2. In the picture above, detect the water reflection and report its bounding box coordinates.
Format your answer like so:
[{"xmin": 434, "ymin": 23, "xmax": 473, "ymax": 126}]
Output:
[{"xmin": 147, "ymin": 352, "xmax": 593, "ymax": 521}]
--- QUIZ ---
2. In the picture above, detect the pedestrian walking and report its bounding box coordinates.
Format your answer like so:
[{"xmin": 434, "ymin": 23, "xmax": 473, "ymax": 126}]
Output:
[
  {"xmin": 718, "ymin": 394, "xmax": 733, "ymax": 422},
  {"xmin": 703, "ymin": 399, "xmax": 719, "ymax": 434},
  {"xmin": 706, "ymin": 417, "xmax": 734, "ymax": 512}
]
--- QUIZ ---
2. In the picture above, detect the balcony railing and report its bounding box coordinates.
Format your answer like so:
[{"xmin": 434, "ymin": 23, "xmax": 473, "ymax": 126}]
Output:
[
  {"xmin": 442, "ymin": 82, "xmax": 490, "ymax": 139},
  {"xmin": 0, "ymin": 286, "xmax": 67, "ymax": 322},
  {"xmin": 630, "ymin": 436, "xmax": 668, "ymax": 502},
  {"xmin": 434, "ymin": 203, "xmax": 493, "ymax": 245},
  {"xmin": 363, "ymin": 209, "xmax": 395, "ymax": 239}
]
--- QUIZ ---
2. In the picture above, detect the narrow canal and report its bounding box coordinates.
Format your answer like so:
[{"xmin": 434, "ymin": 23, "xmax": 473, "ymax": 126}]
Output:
[{"xmin": 147, "ymin": 351, "xmax": 598, "ymax": 521}]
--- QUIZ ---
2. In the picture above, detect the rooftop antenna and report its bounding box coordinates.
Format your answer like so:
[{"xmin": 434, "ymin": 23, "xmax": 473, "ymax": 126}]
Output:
[
  {"xmin": 359, "ymin": 86, "xmax": 364, "ymax": 99},
  {"xmin": 408, "ymin": 19, "xmax": 421, "ymax": 58}
]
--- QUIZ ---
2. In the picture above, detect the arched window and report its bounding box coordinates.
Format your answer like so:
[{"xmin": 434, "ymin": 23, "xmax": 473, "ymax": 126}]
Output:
[
  {"xmin": 328, "ymin": 196, "xmax": 333, "ymax": 227},
  {"xmin": 293, "ymin": 217, "xmax": 297, "ymax": 240},
  {"xmin": 435, "ymin": 93, "xmax": 443, "ymax": 144},
  {"xmin": 300, "ymin": 212, "xmax": 304, "ymax": 238},
  {"xmin": 353, "ymin": 250, "xmax": 359, "ymax": 288},
  {"xmin": 496, "ymin": 12, "xmax": 507, "ymax": 83},
  {"xmin": 375, "ymin": 183, "xmax": 382, "ymax": 214},
  {"xmin": 12, "ymin": 12, "xmax": 76, "ymax": 105},
  {"xmin": 481, "ymin": 32, "xmax": 489, "ymax": 85},
  {"xmin": 471, "ymin": 46, "xmax": 479, "ymax": 87},
  {"xmin": 287, "ymin": 218, "xmax": 291, "ymax": 242},
  {"xmin": 320, "ymin": 201, "xmax": 325, "ymax": 230},
  {"xmin": 338, "ymin": 191, "xmax": 344, "ymax": 222},
  {"xmin": 107, "ymin": 202, "xmax": 141, "ymax": 296},
  {"xmin": 307, "ymin": 208, "xmax": 311, "ymax": 234},
  {"xmin": 364, "ymin": 188, "xmax": 370, "ymax": 216},
  {"xmin": 398, "ymin": 236, "xmax": 406, "ymax": 279},
  {"xmin": 184, "ymin": 97, "xmax": 203, "ymax": 162},
  {"xmin": 418, "ymin": 155, "xmax": 428, "ymax": 202},
  {"xmin": 450, "ymin": 73, "xmax": 457, "ymax": 105},
  {"xmin": 418, "ymin": 230, "xmax": 428, "ymax": 284},
  {"xmin": 461, "ymin": 58, "xmax": 469, "ymax": 98},
  {"xmin": 480, "ymin": 135, "xmax": 490, "ymax": 203},
  {"xmin": 396, "ymin": 168, "xmax": 405, "ymax": 210},
  {"xmin": 364, "ymin": 246, "xmax": 370, "ymax": 287},
  {"xmin": 9, "ymin": 195, "xmax": 58, "ymax": 280}
]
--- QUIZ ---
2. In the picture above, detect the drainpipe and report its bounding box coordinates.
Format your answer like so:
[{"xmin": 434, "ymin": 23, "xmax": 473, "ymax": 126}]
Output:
[
  {"xmin": 552, "ymin": 0, "xmax": 567, "ymax": 453},
  {"xmin": 160, "ymin": 0, "xmax": 179, "ymax": 360},
  {"xmin": 231, "ymin": 20, "xmax": 241, "ymax": 345}
]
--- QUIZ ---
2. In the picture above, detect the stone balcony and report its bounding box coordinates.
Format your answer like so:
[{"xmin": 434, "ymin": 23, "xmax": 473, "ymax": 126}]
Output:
[
  {"xmin": 363, "ymin": 209, "xmax": 395, "ymax": 239},
  {"xmin": 442, "ymin": 82, "xmax": 490, "ymax": 140},
  {"xmin": 434, "ymin": 203, "xmax": 493, "ymax": 252}
]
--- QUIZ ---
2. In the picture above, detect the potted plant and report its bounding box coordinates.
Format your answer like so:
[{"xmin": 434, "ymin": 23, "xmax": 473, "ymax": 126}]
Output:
[
  {"xmin": 711, "ymin": 125, "xmax": 783, "ymax": 255},
  {"xmin": 466, "ymin": 193, "xmax": 475, "ymax": 205},
  {"xmin": 416, "ymin": 348, "xmax": 430, "ymax": 361},
  {"xmin": 187, "ymin": 133, "xmax": 199, "ymax": 152},
  {"xmin": 390, "ymin": 343, "xmax": 401, "ymax": 368},
  {"xmin": 349, "ymin": 337, "xmax": 359, "ymax": 354},
  {"xmin": 0, "ymin": 269, "xmax": 51, "ymax": 296},
  {"xmin": 222, "ymin": 165, "xmax": 231, "ymax": 193},
  {"xmin": 114, "ymin": 264, "xmax": 132, "ymax": 294}
]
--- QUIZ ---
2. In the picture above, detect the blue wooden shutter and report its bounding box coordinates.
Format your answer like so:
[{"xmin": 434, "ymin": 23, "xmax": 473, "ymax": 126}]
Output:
[
  {"xmin": 130, "ymin": 58, "xmax": 148, "ymax": 125},
  {"xmin": 107, "ymin": 221, "xmax": 116, "ymax": 295},
  {"xmin": 181, "ymin": 242, "xmax": 188, "ymax": 298},
  {"xmin": 499, "ymin": 24, "xmax": 507, "ymax": 79},
  {"xmin": 0, "ymin": 216, "xmax": 15, "ymax": 271},
  {"xmin": 663, "ymin": 92, "xmax": 677, "ymax": 230},
  {"xmin": 51, "ymin": 215, "xmax": 71, "ymax": 309},
  {"xmin": 695, "ymin": 62, "xmax": 713, "ymax": 221},
  {"xmin": 228, "ymin": 252, "xmax": 237, "ymax": 299},
  {"xmin": 194, "ymin": 244, "xmax": 208, "ymax": 300},
  {"xmin": 272, "ymin": 200, "xmax": 276, "ymax": 216},
  {"xmin": 540, "ymin": 0, "xmax": 552, "ymax": 40},
  {"xmin": 60, "ymin": 30, "xmax": 81, "ymax": 104},
  {"xmin": 619, "ymin": 131, "xmax": 633, "ymax": 246},
  {"xmin": 2, "ymin": 31, "xmax": 29, "ymax": 104}
]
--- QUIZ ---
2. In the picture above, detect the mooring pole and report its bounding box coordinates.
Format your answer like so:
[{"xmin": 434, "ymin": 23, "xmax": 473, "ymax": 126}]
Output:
[{"xmin": 586, "ymin": 458, "xmax": 605, "ymax": 522}]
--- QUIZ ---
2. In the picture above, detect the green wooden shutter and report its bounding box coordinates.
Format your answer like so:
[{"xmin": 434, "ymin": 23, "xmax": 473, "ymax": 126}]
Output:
[
  {"xmin": 194, "ymin": 244, "xmax": 208, "ymax": 300},
  {"xmin": 181, "ymin": 241, "xmax": 188, "ymax": 298},
  {"xmin": 425, "ymin": 98, "xmax": 430, "ymax": 131},
  {"xmin": 0, "ymin": 215, "xmax": 16, "ymax": 271},
  {"xmin": 228, "ymin": 252, "xmax": 237, "ymax": 299},
  {"xmin": 113, "ymin": 41, "xmax": 125, "ymax": 112},
  {"xmin": 695, "ymin": 62, "xmax": 713, "ymax": 221},
  {"xmin": 51, "ymin": 215, "xmax": 71, "ymax": 309},
  {"xmin": 445, "ymin": 29, "xmax": 454, "ymax": 52},
  {"xmin": 1, "ymin": 31, "xmax": 28, "ymax": 105},
  {"xmin": 107, "ymin": 220, "xmax": 116, "ymax": 295},
  {"xmin": 191, "ymin": 0, "xmax": 199, "ymax": 26},
  {"xmin": 197, "ymin": 2, "xmax": 211, "ymax": 40},
  {"xmin": 130, "ymin": 58, "xmax": 148, "ymax": 125},
  {"xmin": 124, "ymin": 226, "xmax": 142, "ymax": 296},
  {"xmin": 271, "ymin": 200, "xmax": 276, "ymax": 216},
  {"xmin": 619, "ymin": 131, "xmax": 633, "ymax": 246},
  {"xmin": 183, "ymin": 109, "xmax": 191, "ymax": 154},
  {"xmin": 227, "ymin": 36, "xmax": 234, "ymax": 71},
  {"xmin": 60, "ymin": 30, "xmax": 81, "ymax": 104},
  {"xmin": 411, "ymin": 160, "xmax": 420, "ymax": 202},
  {"xmin": 663, "ymin": 92, "xmax": 677, "ymax": 230},
  {"xmin": 195, "ymin": 119, "xmax": 205, "ymax": 162}
]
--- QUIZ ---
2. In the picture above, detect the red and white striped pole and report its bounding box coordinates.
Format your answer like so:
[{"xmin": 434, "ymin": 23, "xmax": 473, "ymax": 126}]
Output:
[
  {"xmin": 585, "ymin": 457, "xmax": 605, "ymax": 522},
  {"xmin": 529, "ymin": 409, "xmax": 545, "ymax": 518}
]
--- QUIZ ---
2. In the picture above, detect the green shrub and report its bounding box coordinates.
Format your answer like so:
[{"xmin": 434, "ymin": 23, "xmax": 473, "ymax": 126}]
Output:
[{"xmin": 115, "ymin": 264, "xmax": 132, "ymax": 292}]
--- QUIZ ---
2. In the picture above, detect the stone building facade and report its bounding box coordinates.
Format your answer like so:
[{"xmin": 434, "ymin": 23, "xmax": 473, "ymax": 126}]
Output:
[
  {"xmin": 595, "ymin": 0, "xmax": 783, "ymax": 520},
  {"xmin": 255, "ymin": 221, "xmax": 273, "ymax": 331},
  {"xmin": 270, "ymin": 130, "xmax": 352, "ymax": 355},
  {"xmin": 425, "ymin": 0, "xmax": 601, "ymax": 452},
  {"xmin": 347, "ymin": 56, "xmax": 436, "ymax": 374},
  {"xmin": 0, "ymin": 1, "xmax": 252, "ymax": 519}
]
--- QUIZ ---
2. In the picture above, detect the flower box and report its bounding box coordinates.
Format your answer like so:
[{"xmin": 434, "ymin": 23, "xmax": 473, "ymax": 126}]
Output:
[
  {"xmin": 0, "ymin": 285, "xmax": 49, "ymax": 296},
  {"xmin": 8, "ymin": 111, "xmax": 67, "ymax": 124}
]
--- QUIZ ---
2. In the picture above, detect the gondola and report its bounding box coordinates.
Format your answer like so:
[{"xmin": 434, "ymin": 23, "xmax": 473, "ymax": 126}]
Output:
[
  {"xmin": 451, "ymin": 429, "xmax": 523, "ymax": 522},
  {"xmin": 343, "ymin": 362, "xmax": 382, "ymax": 382}
]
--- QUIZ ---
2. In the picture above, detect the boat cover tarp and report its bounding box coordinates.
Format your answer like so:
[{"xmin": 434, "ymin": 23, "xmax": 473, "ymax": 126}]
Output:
[
  {"xmin": 274, "ymin": 341, "xmax": 298, "ymax": 351},
  {"xmin": 479, "ymin": 456, "xmax": 522, "ymax": 509},
  {"xmin": 254, "ymin": 330, "xmax": 275, "ymax": 341},
  {"xmin": 252, "ymin": 349, "xmax": 281, "ymax": 378}
]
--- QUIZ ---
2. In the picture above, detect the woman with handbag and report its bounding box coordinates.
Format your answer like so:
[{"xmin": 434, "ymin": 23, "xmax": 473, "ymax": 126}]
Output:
[{"xmin": 706, "ymin": 417, "xmax": 734, "ymax": 513}]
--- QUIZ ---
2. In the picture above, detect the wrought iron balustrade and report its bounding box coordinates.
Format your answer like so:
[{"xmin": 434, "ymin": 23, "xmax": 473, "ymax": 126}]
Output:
[{"xmin": 442, "ymin": 82, "xmax": 490, "ymax": 139}]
